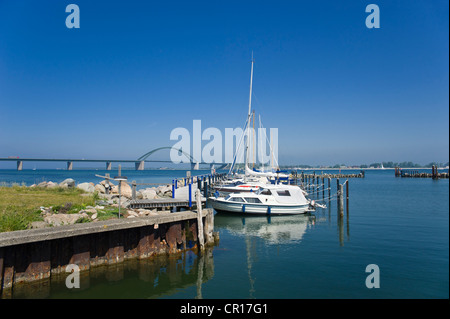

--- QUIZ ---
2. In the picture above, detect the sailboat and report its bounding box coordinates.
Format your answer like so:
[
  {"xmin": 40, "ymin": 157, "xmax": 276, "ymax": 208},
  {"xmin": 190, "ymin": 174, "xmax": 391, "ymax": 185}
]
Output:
[{"xmin": 209, "ymin": 57, "xmax": 313, "ymax": 215}]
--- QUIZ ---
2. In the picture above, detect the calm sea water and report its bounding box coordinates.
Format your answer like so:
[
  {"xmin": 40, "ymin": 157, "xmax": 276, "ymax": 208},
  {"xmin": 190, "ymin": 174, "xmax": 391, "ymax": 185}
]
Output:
[{"xmin": 1, "ymin": 169, "xmax": 448, "ymax": 299}]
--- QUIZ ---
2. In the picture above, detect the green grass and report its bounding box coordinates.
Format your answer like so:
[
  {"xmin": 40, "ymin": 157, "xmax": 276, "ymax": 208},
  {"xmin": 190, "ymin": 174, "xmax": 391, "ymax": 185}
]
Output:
[
  {"xmin": 0, "ymin": 186, "xmax": 98, "ymax": 232},
  {"xmin": 96, "ymin": 207, "xmax": 120, "ymax": 221}
]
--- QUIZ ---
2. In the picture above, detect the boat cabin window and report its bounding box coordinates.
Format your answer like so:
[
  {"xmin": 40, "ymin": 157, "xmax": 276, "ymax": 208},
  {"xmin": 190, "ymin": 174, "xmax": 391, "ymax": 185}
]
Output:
[
  {"xmin": 276, "ymin": 190, "xmax": 291, "ymax": 196},
  {"xmin": 244, "ymin": 197, "xmax": 262, "ymax": 204},
  {"xmin": 258, "ymin": 188, "xmax": 272, "ymax": 195},
  {"xmin": 229, "ymin": 197, "xmax": 245, "ymax": 203}
]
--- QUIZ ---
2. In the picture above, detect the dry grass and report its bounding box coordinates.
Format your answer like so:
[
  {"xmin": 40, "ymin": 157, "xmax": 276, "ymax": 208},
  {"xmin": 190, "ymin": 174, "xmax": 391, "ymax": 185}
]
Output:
[{"xmin": 0, "ymin": 186, "xmax": 97, "ymax": 232}]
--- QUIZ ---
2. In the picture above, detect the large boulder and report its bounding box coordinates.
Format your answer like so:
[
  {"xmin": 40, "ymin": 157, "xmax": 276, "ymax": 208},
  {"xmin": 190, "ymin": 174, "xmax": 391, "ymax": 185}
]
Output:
[
  {"xmin": 156, "ymin": 185, "xmax": 172, "ymax": 196},
  {"xmin": 44, "ymin": 213, "xmax": 84, "ymax": 226},
  {"xmin": 95, "ymin": 184, "xmax": 106, "ymax": 194},
  {"xmin": 77, "ymin": 182, "xmax": 95, "ymax": 193},
  {"xmin": 111, "ymin": 181, "xmax": 132, "ymax": 198},
  {"xmin": 140, "ymin": 188, "xmax": 158, "ymax": 200},
  {"xmin": 46, "ymin": 181, "xmax": 58, "ymax": 188},
  {"xmin": 100, "ymin": 179, "xmax": 115, "ymax": 187},
  {"xmin": 59, "ymin": 178, "xmax": 75, "ymax": 188}
]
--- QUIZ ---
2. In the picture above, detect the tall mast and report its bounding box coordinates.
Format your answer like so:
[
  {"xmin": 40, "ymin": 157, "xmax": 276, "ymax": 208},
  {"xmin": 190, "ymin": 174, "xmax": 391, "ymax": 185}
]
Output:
[
  {"xmin": 244, "ymin": 55, "xmax": 254, "ymax": 179},
  {"xmin": 247, "ymin": 53, "xmax": 254, "ymax": 119},
  {"xmin": 252, "ymin": 110, "xmax": 256, "ymax": 168}
]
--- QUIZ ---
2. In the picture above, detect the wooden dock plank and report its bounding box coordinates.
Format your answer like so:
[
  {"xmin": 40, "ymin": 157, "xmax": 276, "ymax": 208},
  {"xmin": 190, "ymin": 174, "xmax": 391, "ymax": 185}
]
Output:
[{"xmin": 128, "ymin": 198, "xmax": 207, "ymax": 209}]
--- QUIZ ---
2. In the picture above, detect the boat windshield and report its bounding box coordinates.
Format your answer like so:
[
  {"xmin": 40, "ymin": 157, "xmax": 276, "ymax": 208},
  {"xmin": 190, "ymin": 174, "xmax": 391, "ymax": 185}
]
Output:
[
  {"xmin": 243, "ymin": 197, "xmax": 262, "ymax": 203},
  {"xmin": 224, "ymin": 195, "xmax": 246, "ymax": 202},
  {"xmin": 256, "ymin": 188, "xmax": 272, "ymax": 195}
]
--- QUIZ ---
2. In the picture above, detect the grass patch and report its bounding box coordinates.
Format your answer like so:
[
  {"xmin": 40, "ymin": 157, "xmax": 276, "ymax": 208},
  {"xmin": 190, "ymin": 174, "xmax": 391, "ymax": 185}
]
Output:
[
  {"xmin": 96, "ymin": 207, "xmax": 120, "ymax": 221},
  {"xmin": 0, "ymin": 186, "xmax": 97, "ymax": 232}
]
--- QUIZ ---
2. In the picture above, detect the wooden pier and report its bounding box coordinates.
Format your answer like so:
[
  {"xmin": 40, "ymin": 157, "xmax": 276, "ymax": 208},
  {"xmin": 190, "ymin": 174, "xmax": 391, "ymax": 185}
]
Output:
[
  {"xmin": 129, "ymin": 198, "xmax": 207, "ymax": 210},
  {"xmin": 290, "ymin": 170, "xmax": 364, "ymax": 189},
  {"xmin": 394, "ymin": 166, "xmax": 449, "ymax": 179}
]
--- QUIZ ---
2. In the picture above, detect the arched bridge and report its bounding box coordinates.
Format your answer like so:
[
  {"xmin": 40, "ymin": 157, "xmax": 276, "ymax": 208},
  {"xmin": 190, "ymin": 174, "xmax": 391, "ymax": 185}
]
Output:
[
  {"xmin": 0, "ymin": 147, "xmax": 230, "ymax": 171},
  {"xmin": 138, "ymin": 147, "xmax": 197, "ymax": 163},
  {"xmin": 137, "ymin": 147, "xmax": 229, "ymax": 170}
]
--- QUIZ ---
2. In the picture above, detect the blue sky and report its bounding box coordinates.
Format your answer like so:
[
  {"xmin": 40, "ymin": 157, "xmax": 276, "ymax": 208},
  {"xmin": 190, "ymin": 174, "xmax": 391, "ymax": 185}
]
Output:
[{"xmin": 0, "ymin": 0, "xmax": 448, "ymax": 167}]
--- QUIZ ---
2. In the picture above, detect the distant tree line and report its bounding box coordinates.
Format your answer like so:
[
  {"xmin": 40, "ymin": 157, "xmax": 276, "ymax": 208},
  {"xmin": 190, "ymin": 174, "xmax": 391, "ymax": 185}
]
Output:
[{"xmin": 279, "ymin": 161, "xmax": 449, "ymax": 169}]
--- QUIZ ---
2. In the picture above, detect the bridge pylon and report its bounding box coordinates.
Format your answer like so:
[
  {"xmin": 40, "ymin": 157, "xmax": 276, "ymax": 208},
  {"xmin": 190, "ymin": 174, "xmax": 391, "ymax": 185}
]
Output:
[{"xmin": 135, "ymin": 160, "xmax": 145, "ymax": 171}]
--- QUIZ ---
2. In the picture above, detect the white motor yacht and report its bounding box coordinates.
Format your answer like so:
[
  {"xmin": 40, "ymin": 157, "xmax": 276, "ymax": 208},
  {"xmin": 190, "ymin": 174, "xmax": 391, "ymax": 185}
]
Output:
[{"xmin": 209, "ymin": 184, "xmax": 312, "ymax": 215}]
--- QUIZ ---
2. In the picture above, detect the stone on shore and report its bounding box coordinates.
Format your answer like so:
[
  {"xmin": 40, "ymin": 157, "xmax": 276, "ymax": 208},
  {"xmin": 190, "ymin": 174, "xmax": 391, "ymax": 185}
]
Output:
[
  {"xmin": 46, "ymin": 181, "xmax": 58, "ymax": 188},
  {"xmin": 111, "ymin": 181, "xmax": 132, "ymax": 198},
  {"xmin": 77, "ymin": 182, "xmax": 95, "ymax": 193},
  {"xmin": 29, "ymin": 221, "xmax": 49, "ymax": 229},
  {"xmin": 100, "ymin": 179, "xmax": 115, "ymax": 187},
  {"xmin": 95, "ymin": 184, "xmax": 106, "ymax": 194},
  {"xmin": 127, "ymin": 210, "xmax": 139, "ymax": 217},
  {"xmin": 44, "ymin": 213, "xmax": 85, "ymax": 226},
  {"xmin": 156, "ymin": 185, "xmax": 172, "ymax": 198},
  {"xmin": 140, "ymin": 188, "xmax": 158, "ymax": 200},
  {"xmin": 59, "ymin": 178, "xmax": 75, "ymax": 188}
]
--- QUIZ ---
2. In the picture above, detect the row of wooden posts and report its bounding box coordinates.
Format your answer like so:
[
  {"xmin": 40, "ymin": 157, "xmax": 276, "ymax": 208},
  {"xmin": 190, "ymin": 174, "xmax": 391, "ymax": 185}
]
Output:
[
  {"xmin": 300, "ymin": 176, "xmax": 349, "ymax": 216},
  {"xmin": 394, "ymin": 166, "xmax": 448, "ymax": 179}
]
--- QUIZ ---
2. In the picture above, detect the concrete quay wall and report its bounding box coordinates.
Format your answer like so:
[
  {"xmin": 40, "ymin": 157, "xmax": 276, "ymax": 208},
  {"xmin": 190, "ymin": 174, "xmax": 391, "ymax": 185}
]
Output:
[{"xmin": 0, "ymin": 209, "xmax": 216, "ymax": 296}]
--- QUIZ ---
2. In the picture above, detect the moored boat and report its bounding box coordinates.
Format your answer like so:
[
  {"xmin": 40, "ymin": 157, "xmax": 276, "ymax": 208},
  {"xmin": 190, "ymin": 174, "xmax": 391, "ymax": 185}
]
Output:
[{"xmin": 209, "ymin": 184, "xmax": 312, "ymax": 215}]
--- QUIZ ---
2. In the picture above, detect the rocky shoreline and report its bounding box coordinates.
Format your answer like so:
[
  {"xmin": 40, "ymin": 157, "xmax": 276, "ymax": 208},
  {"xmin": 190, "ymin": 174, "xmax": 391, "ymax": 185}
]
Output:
[{"xmin": 25, "ymin": 178, "xmax": 176, "ymax": 229}]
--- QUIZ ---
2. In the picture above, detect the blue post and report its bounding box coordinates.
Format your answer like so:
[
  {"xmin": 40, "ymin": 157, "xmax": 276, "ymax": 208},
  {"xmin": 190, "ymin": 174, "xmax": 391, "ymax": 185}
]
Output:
[
  {"xmin": 172, "ymin": 180, "xmax": 175, "ymax": 199},
  {"xmin": 188, "ymin": 182, "xmax": 192, "ymax": 208}
]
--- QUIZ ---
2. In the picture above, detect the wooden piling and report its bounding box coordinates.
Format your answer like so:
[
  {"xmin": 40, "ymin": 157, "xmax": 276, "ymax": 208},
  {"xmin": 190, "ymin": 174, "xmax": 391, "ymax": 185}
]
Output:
[
  {"xmin": 132, "ymin": 181, "xmax": 136, "ymax": 200},
  {"xmin": 432, "ymin": 165, "xmax": 437, "ymax": 179},
  {"xmin": 105, "ymin": 173, "xmax": 110, "ymax": 195},
  {"xmin": 338, "ymin": 184, "xmax": 344, "ymax": 216},
  {"xmin": 203, "ymin": 181, "xmax": 208, "ymax": 198},
  {"xmin": 196, "ymin": 190, "xmax": 205, "ymax": 251},
  {"xmin": 322, "ymin": 177, "xmax": 324, "ymax": 199},
  {"xmin": 328, "ymin": 178, "xmax": 331, "ymax": 199},
  {"xmin": 315, "ymin": 176, "xmax": 319, "ymax": 197},
  {"xmin": 346, "ymin": 180, "xmax": 349, "ymax": 212}
]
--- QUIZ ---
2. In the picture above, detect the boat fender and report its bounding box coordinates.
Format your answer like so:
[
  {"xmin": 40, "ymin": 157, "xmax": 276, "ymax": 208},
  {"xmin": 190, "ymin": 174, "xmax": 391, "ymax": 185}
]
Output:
[
  {"xmin": 242, "ymin": 204, "xmax": 246, "ymax": 213},
  {"xmin": 311, "ymin": 200, "xmax": 315, "ymax": 207}
]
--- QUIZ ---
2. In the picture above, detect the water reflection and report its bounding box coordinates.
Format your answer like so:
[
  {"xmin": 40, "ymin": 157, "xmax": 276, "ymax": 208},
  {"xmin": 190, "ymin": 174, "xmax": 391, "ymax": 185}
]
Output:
[
  {"xmin": 213, "ymin": 199, "xmax": 350, "ymax": 248},
  {"xmin": 214, "ymin": 213, "xmax": 316, "ymax": 245},
  {"xmin": 10, "ymin": 247, "xmax": 215, "ymax": 299}
]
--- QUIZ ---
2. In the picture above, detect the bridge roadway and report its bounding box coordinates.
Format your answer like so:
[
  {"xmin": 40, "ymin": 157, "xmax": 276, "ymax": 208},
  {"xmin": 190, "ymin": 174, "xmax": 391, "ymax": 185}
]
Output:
[{"xmin": 0, "ymin": 158, "xmax": 228, "ymax": 171}]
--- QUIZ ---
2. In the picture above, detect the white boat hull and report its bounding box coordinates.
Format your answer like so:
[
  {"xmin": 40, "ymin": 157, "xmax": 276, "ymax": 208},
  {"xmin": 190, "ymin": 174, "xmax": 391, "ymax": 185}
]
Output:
[{"xmin": 208, "ymin": 198, "xmax": 310, "ymax": 215}]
